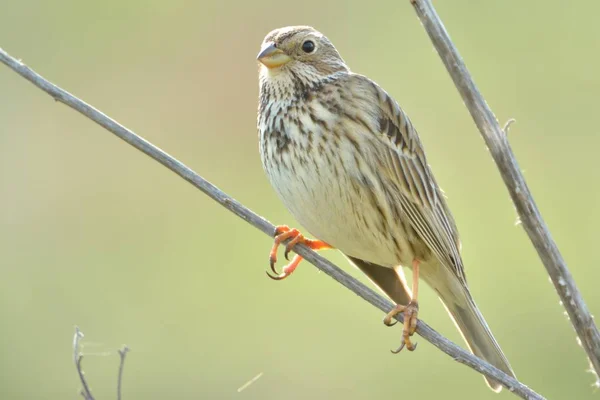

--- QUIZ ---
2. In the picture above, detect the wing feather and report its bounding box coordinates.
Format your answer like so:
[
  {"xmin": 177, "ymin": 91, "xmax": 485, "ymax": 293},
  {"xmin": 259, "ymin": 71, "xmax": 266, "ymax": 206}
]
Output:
[{"xmin": 347, "ymin": 74, "xmax": 465, "ymax": 283}]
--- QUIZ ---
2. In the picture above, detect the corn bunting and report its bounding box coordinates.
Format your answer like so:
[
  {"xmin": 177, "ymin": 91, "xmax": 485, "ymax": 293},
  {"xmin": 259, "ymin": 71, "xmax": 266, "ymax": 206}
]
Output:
[{"xmin": 257, "ymin": 26, "xmax": 515, "ymax": 391}]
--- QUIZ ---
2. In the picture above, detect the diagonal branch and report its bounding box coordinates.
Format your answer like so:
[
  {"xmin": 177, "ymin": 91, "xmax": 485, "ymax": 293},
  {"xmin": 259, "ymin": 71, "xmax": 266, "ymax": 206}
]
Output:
[
  {"xmin": 409, "ymin": 0, "xmax": 600, "ymax": 383},
  {"xmin": 0, "ymin": 47, "xmax": 543, "ymax": 399}
]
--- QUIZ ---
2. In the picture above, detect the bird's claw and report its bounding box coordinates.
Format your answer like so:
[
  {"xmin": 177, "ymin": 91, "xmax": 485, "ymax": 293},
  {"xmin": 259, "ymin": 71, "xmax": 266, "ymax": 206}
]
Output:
[
  {"xmin": 266, "ymin": 225, "xmax": 330, "ymax": 281},
  {"xmin": 266, "ymin": 254, "xmax": 302, "ymax": 280},
  {"xmin": 284, "ymin": 244, "xmax": 292, "ymax": 261},
  {"xmin": 384, "ymin": 301, "xmax": 419, "ymax": 353},
  {"xmin": 391, "ymin": 341, "xmax": 418, "ymax": 354},
  {"xmin": 269, "ymin": 256, "xmax": 278, "ymax": 275}
]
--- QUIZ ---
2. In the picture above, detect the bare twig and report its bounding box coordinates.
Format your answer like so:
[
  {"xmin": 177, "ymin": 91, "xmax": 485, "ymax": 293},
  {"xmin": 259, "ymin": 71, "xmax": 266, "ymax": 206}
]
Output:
[
  {"xmin": 73, "ymin": 327, "xmax": 95, "ymax": 400},
  {"xmin": 410, "ymin": 0, "xmax": 600, "ymax": 382},
  {"xmin": 0, "ymin": 48, "xmax": 544, "ymax": 399},
  {"xmin": 117, "ymin": 346, "xmax": 130, "ymax": 400},
  {"xmin": 73, "ymin": 326, "xmax": 84, "ymax": 364},
  {"xmin": 237, "ymin": 372, "xmax": 264, "ymax": 393},
  {"xmin": 71, "ymin": 327, "xmax": 130, "ymax": 399}
]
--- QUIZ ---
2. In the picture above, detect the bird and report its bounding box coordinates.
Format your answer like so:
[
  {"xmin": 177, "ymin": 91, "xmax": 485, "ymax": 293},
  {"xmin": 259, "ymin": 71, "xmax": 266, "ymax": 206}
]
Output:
[{"xmin": 256, "ymin": 25, "xmax": 515, "ymax": 391}]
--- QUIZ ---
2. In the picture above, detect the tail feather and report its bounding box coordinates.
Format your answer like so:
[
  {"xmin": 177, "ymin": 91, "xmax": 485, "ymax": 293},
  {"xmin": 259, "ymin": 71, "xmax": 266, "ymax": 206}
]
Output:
[
  {"xmin": 348, "ymin": 256, "xmax": 515, "ymax": 391},
  {"xmin": 441, "ymin": 290, "xmax": 516, "ymax": 392}
]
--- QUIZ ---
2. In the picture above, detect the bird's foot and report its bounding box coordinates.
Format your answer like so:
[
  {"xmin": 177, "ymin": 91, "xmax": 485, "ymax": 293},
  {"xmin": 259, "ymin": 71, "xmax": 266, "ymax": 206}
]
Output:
[
  {"xmin": 267, "ymin": 225, "xmax": 330, "ymax": 280},
  {"xmin": 383, "ymin": 301, "xmax": 419, "ymax": 353}
]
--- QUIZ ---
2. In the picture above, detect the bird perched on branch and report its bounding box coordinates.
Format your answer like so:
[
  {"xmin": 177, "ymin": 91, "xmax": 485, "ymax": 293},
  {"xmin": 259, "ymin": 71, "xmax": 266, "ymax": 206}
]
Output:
[{"xmin": 257, "ymin": 25, "xmax": 515, "ymax": 391}]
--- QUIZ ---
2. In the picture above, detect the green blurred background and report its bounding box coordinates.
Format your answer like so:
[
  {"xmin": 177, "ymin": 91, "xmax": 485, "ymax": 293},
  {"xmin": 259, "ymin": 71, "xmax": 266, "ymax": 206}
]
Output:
[{"xmin": 1, "ymin": 0, "xmax": 599, "ymax": 398}]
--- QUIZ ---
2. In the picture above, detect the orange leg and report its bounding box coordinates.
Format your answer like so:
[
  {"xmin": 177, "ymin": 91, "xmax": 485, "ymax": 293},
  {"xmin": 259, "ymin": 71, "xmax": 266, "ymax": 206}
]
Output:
[
  {"xmin": 383, "ymin": 259, "xmax": 420, "ymax": 352},
  {"xmin": 267, "ymin": 225, "xmax": 331, "ymax": 280}
]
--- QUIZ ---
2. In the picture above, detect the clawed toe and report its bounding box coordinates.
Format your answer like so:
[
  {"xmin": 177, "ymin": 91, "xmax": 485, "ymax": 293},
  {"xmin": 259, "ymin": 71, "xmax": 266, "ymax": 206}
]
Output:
[
  {"xmin": 384, "ymin": 301, "xmax": 419, "ymax": 353},
  {"xmin": 383, "ymin": 304, "xmax": 406, "ymax": 327},
  {"xmin": 392, "ymin": 340, "xmax": 417, "ymax": 354},
  {"xmin": 266, "ymin": 225, "xmax": 330, "ymax": 281},
  {"xmin": 266, "ymin": 253, "xmax": 303, "ymax": 280}
]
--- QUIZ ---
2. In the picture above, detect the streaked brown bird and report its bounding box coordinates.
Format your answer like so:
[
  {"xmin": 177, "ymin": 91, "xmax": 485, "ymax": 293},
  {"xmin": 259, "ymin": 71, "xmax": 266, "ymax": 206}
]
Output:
[{"xmin": 257, "ymin": 25, "xmax": 515, "ymax": 391}]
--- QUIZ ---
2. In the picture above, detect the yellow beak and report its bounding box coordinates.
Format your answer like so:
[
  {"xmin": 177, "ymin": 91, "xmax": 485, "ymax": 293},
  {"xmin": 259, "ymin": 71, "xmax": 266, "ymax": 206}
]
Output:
[{"xmin": 257, "ymin": 42, "xmax": 291, "ymax": 69}]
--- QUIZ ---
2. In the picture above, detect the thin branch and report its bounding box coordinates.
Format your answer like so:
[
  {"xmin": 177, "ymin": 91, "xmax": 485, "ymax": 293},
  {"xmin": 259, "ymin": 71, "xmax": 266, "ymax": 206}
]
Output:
[
  {"xmin": 73, "ymin": 327, "xmax": 94, "ymax": 400},
  {"xmin": 0, "ymin": 48, "xmax": 544, "ymax": 399},
  {"xmin": 117, "ymin": 346, "xmax": 130, "ymax": 400},
  {"xmin": 76, "ymin": 357, "xmax": 94, "ymax": 400},
  {"xmin": 410, "ymin": 0, "xmax": 600, "ymax": 382}
]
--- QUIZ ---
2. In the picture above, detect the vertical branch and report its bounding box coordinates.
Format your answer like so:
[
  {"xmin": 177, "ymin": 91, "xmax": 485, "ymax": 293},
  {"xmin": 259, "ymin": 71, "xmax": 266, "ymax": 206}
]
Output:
[
  {"xmin": 117, "ymin": 346, "xmax": 130, "ymax": 400},
  {"xmin": 409, "ymin": 0, "xmax": 600, "ymax": 381},
  {"xmin": 73, "ymin": 327, "xmax": 95, "ymax": 400}
]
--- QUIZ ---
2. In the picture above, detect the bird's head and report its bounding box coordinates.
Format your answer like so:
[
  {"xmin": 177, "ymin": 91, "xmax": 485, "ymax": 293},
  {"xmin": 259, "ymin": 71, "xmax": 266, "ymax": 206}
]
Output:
[{"xmin": 257, "ymin": 26, "xmax": 349, "ymax": 82}]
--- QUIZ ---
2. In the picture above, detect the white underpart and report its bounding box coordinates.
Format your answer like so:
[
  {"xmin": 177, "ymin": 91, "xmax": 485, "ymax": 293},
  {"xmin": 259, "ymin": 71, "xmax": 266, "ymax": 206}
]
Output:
[{"xmin": 259, "ymin": 72, "xmax": 412, "ymax": 267}]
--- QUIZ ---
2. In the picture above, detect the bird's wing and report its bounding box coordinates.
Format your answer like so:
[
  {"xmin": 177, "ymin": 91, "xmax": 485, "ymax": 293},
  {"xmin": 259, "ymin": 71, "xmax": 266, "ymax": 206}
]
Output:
[{"xmin": 344, "ymin": 73, "xmax": 466, "ymax": 284}]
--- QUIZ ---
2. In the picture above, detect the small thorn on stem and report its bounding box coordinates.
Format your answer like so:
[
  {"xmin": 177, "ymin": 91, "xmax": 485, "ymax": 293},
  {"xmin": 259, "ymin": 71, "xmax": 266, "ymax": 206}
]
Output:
[{"xmin": 502, "ymin": 118, "xmax": 516, "ymax": 135}]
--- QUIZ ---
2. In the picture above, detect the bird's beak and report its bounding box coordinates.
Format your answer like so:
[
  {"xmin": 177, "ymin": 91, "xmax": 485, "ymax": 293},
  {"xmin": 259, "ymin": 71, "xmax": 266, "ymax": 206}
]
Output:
[{"xmin": 257, "ymin": 42, "xmax": 291, "ymax": 69}]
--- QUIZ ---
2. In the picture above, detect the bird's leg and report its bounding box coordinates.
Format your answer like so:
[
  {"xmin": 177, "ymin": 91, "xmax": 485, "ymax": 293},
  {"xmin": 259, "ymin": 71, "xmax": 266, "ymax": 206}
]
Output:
[
  {"xmin": 383, "ymin": 259, "xmax": 420, "ymax": 352},
  {"xmin": 267, "ymin": 225, "xmax": 331, "ymax": 280}
]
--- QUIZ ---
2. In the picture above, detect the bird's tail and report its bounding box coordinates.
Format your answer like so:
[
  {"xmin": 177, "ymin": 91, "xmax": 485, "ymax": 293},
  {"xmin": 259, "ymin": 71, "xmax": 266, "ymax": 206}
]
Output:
[{"xmin": 440, "ymin": 283, "xmax": 516, "ymax": 392}]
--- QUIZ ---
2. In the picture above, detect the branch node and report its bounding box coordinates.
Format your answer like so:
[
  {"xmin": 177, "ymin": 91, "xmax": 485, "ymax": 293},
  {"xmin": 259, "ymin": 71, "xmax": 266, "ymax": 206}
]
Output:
[{"xmin": 502, "ymin": 118, "xmax": 516, "ymax": 135}]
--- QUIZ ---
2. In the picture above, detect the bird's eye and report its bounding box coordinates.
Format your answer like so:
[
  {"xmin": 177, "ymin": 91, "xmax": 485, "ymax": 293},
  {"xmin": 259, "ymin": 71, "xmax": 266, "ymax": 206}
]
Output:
[{"xmin": 301, "ymin": 40, "xmax": 315, "ymax": 53}]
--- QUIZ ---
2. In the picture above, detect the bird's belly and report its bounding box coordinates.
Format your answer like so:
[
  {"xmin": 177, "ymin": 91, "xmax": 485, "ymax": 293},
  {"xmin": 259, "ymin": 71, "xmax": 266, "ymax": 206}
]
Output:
[{"xmin": 264, "ymin": 147, "xmax": 405, "ymax": 268}]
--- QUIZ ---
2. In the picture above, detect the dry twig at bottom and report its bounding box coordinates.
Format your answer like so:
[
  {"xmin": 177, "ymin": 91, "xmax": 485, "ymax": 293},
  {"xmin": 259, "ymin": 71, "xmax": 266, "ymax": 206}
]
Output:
[
  {"xmin": 72, "ymin": 327, "xmax": 130, "ymax": 399},
  {"xmin": 0, "ymin": 47, "xmax": 543, "ymax": 399},
  {"xmin": 73, "ymin": 327, "xmax": 94, "ymax": 400}
]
